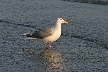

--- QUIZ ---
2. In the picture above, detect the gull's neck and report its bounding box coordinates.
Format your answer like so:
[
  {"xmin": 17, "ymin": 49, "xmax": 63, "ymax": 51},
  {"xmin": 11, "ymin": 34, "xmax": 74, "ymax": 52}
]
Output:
[
  {"xmin": 53, "ymin": 22, "xmax": 62, "ymax": 36},
  {"xmin": 55, "ymin": 22, "xmax": 61, "ymax": 29},
  {"xmin": 53, "ymin": 23, "xmax": 61, "ymax": 38}
]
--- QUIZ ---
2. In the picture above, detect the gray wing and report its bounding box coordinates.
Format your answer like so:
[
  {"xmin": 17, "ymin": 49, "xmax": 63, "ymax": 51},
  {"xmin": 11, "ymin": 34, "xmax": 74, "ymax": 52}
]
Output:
[{"xmin": 31, "ymin": 28, "xmax": 54, "ymax": 39}]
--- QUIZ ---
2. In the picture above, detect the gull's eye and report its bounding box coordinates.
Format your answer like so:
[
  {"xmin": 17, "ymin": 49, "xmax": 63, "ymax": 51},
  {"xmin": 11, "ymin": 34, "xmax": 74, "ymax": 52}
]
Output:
[{"xmin": 60, "ymin": 18, "xmax": 62, "ymax": 20}]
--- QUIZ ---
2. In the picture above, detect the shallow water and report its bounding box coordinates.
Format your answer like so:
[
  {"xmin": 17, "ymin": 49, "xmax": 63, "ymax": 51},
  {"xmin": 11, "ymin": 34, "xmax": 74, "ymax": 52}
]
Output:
[{"xmin": 0, "ymin": 0, "xmax": 108, "ymax": 72}]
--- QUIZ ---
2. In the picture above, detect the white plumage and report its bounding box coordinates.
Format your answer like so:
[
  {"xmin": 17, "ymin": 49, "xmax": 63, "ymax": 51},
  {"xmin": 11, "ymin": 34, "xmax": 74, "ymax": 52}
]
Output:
[{"xmin": 22, "ymin": 18, "xmax": 68, "ymax": 49}]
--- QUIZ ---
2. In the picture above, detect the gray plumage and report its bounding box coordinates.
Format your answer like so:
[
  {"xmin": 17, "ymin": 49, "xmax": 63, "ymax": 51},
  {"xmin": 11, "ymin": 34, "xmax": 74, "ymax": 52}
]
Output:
[{"xmin": 26, "ymin": 28, "xmax": 54, "ymax": 39}]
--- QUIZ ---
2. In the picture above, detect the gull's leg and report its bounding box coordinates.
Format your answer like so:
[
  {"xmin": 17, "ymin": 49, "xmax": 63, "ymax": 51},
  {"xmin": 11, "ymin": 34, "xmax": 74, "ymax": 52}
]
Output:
[
  {"xmin": 46, "ymin": 42, "xmax": 51, "ymax": 49},
  {"xmin": 48, "ymin": 42, "xmax": 52, "ymax": 49},
  {"xmin": 46, "ymin": 42, "xmax": 49, "ymax": 49}
]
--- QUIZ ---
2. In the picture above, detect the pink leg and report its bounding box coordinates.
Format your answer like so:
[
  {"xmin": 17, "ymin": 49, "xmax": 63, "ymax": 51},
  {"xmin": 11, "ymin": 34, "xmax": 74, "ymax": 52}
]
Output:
[
  {"xmin": 46, "ymin": 42, "xmax": 49, "ymax": 49},
  {"xmin": 46, "ymin": 42, "xmax": 51, "ymax": 49},
  {"xmin": 48, "ymin": 42, "xmax": 52, "ymax": 49}
]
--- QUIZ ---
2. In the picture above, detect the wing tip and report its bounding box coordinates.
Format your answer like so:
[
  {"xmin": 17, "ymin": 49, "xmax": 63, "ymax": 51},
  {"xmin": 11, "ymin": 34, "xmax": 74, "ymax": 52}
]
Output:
[{"xmin": 22, "ymin": 33, "xmax": 29, "ymax": 36}]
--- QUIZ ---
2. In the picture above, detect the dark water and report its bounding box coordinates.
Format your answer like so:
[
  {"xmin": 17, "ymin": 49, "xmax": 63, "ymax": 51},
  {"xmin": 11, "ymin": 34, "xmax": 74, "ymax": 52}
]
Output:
[{"xmin": 0, "ymin": 0, "xmax": 108, "ymax": 72}]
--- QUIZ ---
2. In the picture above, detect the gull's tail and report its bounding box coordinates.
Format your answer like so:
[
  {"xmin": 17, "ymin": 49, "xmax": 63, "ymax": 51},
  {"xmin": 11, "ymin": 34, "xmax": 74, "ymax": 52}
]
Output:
[
  {"xmin": 22, "ymin": 33, "xmax": 36, "ymax": 40},
  {"xmin": 22, "ymin": 33, "xmax": 31, "ymax": 37}
]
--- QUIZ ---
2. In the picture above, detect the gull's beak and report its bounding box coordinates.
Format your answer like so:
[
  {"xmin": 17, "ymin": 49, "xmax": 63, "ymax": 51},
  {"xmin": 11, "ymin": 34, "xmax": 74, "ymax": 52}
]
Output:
[{"xmin": 64, "ymin": 20, "xmax": 68, "ymax": 24}]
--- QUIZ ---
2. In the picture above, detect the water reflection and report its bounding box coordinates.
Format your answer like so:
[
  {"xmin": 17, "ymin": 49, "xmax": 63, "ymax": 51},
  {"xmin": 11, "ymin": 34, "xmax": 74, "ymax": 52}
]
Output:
[
  {"xmin": 41, "ymin": 50, "xmax": 63, "ymax": 72},
  {"xmin": 25, "ymin": 49, "xmax": 64, "ymax": 72}
]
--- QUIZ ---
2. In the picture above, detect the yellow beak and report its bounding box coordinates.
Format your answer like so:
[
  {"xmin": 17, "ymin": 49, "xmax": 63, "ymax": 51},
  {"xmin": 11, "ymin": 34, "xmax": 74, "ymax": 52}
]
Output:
[{"xmin": 64, "ymin": 20, "xmax": 68, "ymax": 24}]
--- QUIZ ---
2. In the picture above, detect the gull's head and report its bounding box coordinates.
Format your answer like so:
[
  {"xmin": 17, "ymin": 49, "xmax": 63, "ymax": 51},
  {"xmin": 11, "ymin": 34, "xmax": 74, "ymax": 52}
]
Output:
[{"xmin": 57, "ymin": 18, "xmax": 68, "ymax": 24}]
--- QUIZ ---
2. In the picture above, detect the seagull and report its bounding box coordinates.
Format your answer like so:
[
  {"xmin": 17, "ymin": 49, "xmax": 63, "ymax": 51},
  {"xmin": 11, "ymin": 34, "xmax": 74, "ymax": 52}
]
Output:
[{"xmin": 22, "ymin": 18, "xmax": 68, "ymax": 49}]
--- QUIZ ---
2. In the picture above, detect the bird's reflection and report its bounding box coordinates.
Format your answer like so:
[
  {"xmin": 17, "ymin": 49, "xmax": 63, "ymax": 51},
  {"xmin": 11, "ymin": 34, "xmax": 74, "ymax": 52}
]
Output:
[
  {"xmin": 41, "ymin": 50, "xmax": 63, "ymax": 72},
  {"xmin": 25, "ymin": 49, "xmax": 64, "ymax": 72}
]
